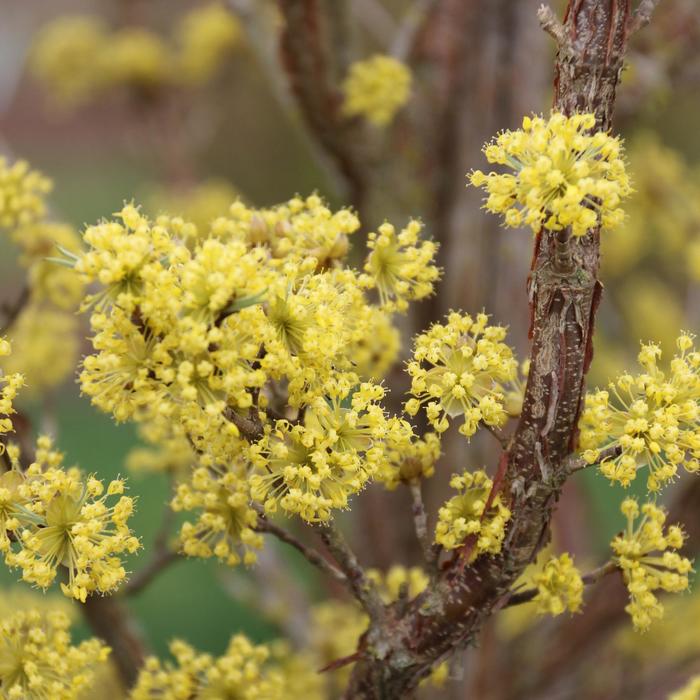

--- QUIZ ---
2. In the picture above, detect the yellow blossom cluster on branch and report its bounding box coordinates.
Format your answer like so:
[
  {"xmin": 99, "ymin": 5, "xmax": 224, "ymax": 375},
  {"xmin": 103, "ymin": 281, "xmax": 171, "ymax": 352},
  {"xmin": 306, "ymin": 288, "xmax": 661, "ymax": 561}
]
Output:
[
  {"xmin": 64, "ymin": 195, "xmax": 440, "ymax": 538},
  {"xmin": 341, "ymin": 54, "xmax": 412, "ymax": 127},
  {"xmin": 0, "ymin": 339, "xmax": 23, "ymax": 451},
  {"xmin": 405, "ymin": 312, "xmax": 517, "ymax": 437},
  {"xmin": 30, "ymin": 3, "xmax": 243, "ymax": 107},
  {"xmin": 434, "ymin": 469, "xmax": 511, "ymax": 556},
  {"xmin": 470, "ymin": 113, "xmax": 631, "ymax": 236},
  {"xmin": 130, "ymin": 633, "xmax": 318, "ymax": 700},
  {"xmin": 531, "ymin": 553, "xmax": 584, "ymax": 616},
  {"xmin": 1, "ymin": 434, "xmax": 139, "ymax": 602},
  {"xmin": 361, "ymin": 220, "xmax": 441, "ymax": 312},
  {"xmin": 0, "ymin": 157, "xmax": 52, "ymax": 230},
  {"xmin": 612, "ymin": 499, "xmax": 692, "ymax": 632},
  {"xmin": 579, "ymin": 333, "xmax": 700, "ymax": 491},
  {"xmin": 376, "ymin": 424, "xmax": 441, "ymax": 489},
  {"xmin": 0, "ymin": 608, "xmax": 109, "ymax": 700}
]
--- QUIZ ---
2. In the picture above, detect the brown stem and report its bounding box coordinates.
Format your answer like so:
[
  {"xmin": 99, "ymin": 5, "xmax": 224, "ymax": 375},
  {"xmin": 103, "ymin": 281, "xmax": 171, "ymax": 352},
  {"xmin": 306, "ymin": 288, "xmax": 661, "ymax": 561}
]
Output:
[
  {"xmin": 408, "ymin": 479, "xmax": 436, "ymax": 568},
  {"xmin": 315, "ymin": 519, "xmax": 385, "ymax": 620},
  {"xmin": 80, "ymin": 595, "xmax": 148, "ymax": 690},
  {"xmin": 254, "ymin": 512, "xmax": 347, "ymax": 583},
  {"xmin": 0, "ymin": 284, "xmax": 30, "ymax": 335}
]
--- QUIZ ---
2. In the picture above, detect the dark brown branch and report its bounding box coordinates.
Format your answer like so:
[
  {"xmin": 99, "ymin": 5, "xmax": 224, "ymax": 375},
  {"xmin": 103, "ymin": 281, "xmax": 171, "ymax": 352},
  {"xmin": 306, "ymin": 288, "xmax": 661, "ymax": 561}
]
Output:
[
  {"xmin": 503, "ymin": 560, "xmax": 618, "ymax": 608},
  {"xmin": 0, "ymin": 284, "xmax": 30, "ymax": 335},
  {"xmin": 315, "ymin": 519, "xmax": 385, "ymax": 620},
  {"xmin": 254, "ymin": 512, "xmax": 347, "ymax": 583},
  {"xmin": 277, "ymin": 0, "xmax": 368, "ymax": 208},
  {"xmin": 80, "ymin": 595, "xmax": 148, "ymax": 689}
]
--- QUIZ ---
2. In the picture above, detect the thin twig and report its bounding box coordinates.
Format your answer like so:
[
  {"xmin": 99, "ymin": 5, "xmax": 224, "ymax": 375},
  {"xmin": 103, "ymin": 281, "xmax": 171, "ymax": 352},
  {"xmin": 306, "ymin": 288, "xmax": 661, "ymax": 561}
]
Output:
[
  {"xmin": 123, "ymin": 547, "xmax": 180, "ymax": 597},
  {"xmin": 629, "ymin": 0, "xmax": 662, "ymax": 35},
  {"xmin": 503, "ymin": 560, "xmax": 619, "ymax": 609},
  {"xmin": 565, "ymin": 444, "xmax": 622, "ymax": 475},
  {"xmin": 314, "ymin": 519, "xmax": 385, "ymax": 619},
  {"xmin": 391, "ymin": 0, "xmax": 439, "ymax": 62},
  {"xmin": 0, "ymin": 284, "xmax": 30, "ymax": 335},
  {"xmin": 408, "ymin": 479, "xmax": 437, "ymax": 568},
  {"xmin": 537, "ymin": 4, "xmax": 568, "ymax": 46},
  {"xmin": 254, "ymin": 510, "xmax": 347, "ymax": 583}
]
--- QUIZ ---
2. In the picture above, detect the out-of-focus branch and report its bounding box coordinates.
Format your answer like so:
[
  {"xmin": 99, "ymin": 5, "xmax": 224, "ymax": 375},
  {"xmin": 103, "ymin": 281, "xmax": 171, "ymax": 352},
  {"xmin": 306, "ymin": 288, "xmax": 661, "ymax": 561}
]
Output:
[
  {"xmin": 0, "ymin": 284, "xmax": 30, "ymax": 335},
  {"xmin": 629, "ymin": 0, "xmax": 662, "ymax": 34},
  {"xmin": 277, "ymin": 0, "xmax": 368, "ymax": 209},
  {"xmin": 537, "ymin": 4, "xmax": 568, "ymax": 46},
  {"xmin": 352, "ymin": 0, "xmax": 397, "ymax": 47},
  {"xmin": 80, "ymin": 594, "xmax": 148, "ymax": 690},
  {"xmin": 391, "ymin": 0, "xmax": 440, "ymax": 62}
]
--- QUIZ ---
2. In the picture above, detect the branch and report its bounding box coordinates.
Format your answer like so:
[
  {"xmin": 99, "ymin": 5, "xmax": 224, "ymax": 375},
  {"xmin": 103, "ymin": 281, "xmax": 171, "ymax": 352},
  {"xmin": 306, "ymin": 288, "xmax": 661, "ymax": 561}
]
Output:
[
  {"xmin": 80, "ymin": 594, "xmax": 148, "ymax": 689},
  {"xmin": 564, "ymin": 444, "xmax": 622, "ymax": 475},
  {"xmin": 254, "ymin": 511, "xmax": 347, "ymax": 583},
  {"xmin": 629, "ymin": 0, "xmax": 662, "ymax": 35},
  {"xmin": 314, "ymin": 519, "xmax": 385, "ymax": 620},
  {"xmin": 537, "ymin": 4, "xmax": 568, "ymax": 47},
  {"xmin": 0, "ymin": 284, "xmax": 30, "ymax": 335},
  {"xmin": 503, "ymin": 560, "xmax": 619, "ymax": 608},
  {"xmin": 277, "ymin": 0, "xmax": 368, "ymax": 208},
  {"xmin": 408, "ymin": 479, "xmax": 437, "ymax": 568},
  {"xmin": 391, "ymin": 0, "xmax": 439, "ymax": 62}
]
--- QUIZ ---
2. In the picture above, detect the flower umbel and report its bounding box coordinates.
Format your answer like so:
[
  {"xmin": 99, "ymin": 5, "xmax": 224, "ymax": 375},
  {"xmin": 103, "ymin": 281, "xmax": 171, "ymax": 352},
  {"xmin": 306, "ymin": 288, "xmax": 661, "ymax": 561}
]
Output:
[
  {"xmin": 469, "ymin": 113, "xmax": 631, "ymax": 237},
  {"xmin": 434, "ymin": 469, "xmax": 511, "ymax": 557},
  {"xmin": 532, "ymin": 553, "xmax": 584, "ymax": 616},
  {"xmin": 579, "ymin": 333, "xmax": 700, "ymax": 492},
  {"xmin": 612, "ymin": 498, "xmax": 692, "ymax": 632},
  {"xmin": 405, "ymin": 312, "xmax": 517, "ymax": 437}
]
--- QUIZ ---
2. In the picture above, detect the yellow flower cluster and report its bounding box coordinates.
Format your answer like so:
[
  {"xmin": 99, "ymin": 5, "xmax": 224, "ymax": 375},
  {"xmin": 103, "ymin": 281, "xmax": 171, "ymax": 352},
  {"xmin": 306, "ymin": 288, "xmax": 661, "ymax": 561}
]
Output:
[
  {"xmin": 532, "ymin": 553, "xmax": 584, "ymax": 616},
  {"xmin": 0, "ymin": 157, "xmax": 52, "ymax": 230},
  {"xmin": 612, "ymin": 499, "xmax": 692, "ymax": 632},
  {"xmin": 341, "ymin": 54, "xmax": 412, "ymax": 127},
  {"xmin": 172, "ymin": 457, "xmax": 262, "ymax": 566},
  {"xmin": 361, "ymin": 220, "xmax": 440, "ymax": 312},
  {"xmin": 469, "ymin": 113, "xmax": 631, "ymax": 236},
  {"xmin": 249, "ymin": 383, "xmax": 393, "ymax": 522},
  {"xmin": 405, "ymin": 312, "xmax": 517, "ymax": 437},
  {"xmin": 367, "ymin": 565, "xmax": 429, "ymax": 602},
  {"xmin": 70, "ymin": 196, "xmax": 422, "ymax": 525},
  {"xmin": 2, "ymin": 436, "xmax": 139, "ymax": 602},
  {"xmin": 671, "ymin": 676, "xmax": 700, "ymax": 700},
  {"xmin": 30, "ymin": 4, "xmax": 242, "ymax": 107},
  {"xmin": 1, "ymin": 307, "xmax": 78, "ymax": 394},
  {"xmin": 0, "ymin": 339, "xmax": 23, "ymax": 451},
  {"xmin": 580, "ymin": 334, "xmax": 700, "ymax": 492},
  {"xmin": 434, "ymin": 469, "xmax": 511, "ymax": 555},
  {"xmin": 376, "ymin": 423, "xmax": 441, "ymax": 489},
  {"xmin": 131, "ymin": 634, "xmax": 310, "ymax": 700},
  {"xmin": 0, "ymin": 609, "xmax": 109, "ymax": 700}
]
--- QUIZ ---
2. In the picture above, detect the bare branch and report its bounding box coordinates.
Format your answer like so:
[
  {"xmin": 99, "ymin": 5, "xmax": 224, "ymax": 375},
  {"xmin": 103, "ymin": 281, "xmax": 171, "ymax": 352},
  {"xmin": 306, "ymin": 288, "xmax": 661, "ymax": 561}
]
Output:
[
  {"xmin": 0, "ymin": 284, "xmax": 30, "ymax": 335},
  {"xmin": 503, "ymin": 560, "xmax": 619, "ymax": 609},
  {"xmin": 352, "ymin": 0, "xmax": 397, "ymax": 47},
  {"xmin": 565, "ymin": 444, "xmax": 622, "ymax": 476},
  {"xmin": 391, "ymin": 0, "xmax": 439, "ymax": 62},
  {"xmin": 254, "ymin": 511, "xmax": 347, "ymax": 583},
  {"xmin": 314, "ymin": 519, "xmax": 385, "ymax": 620},
  {"xmin": 629, "ymin": 0, "xmax": 662, "ymax": 35},
  {"xmin": 408, "ymin": 479, "xmax": 437, "ymax": 568},
  {"xmin": 123, "ymin": 547, "xmax": 180, "ymax": 597},
  {"xmin": 537, "ymin": 4, "xmax": 568, "ymax": 47}
]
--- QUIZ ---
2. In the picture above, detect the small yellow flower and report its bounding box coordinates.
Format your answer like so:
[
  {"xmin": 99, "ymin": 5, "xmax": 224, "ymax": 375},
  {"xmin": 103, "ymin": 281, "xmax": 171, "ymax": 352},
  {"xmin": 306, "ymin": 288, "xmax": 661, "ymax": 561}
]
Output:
[
  {"xmin": 0, "ymin": 157, "xmax": 52, "ymax": 230},
  {"xmin": 532, "ymin": 553, "xmax": 584, "ymax": 616}
]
